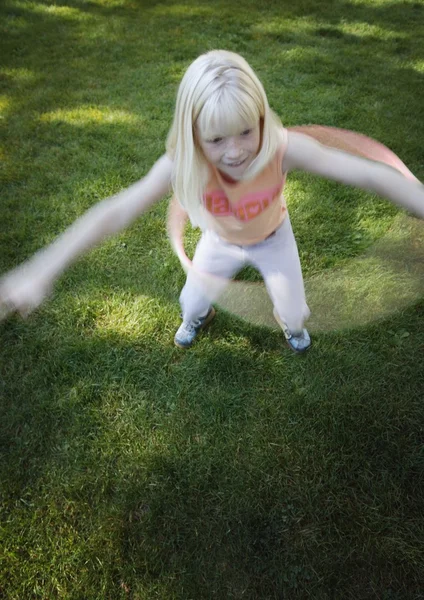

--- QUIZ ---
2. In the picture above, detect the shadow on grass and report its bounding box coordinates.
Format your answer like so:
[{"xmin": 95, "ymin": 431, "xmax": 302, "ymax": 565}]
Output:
[{"xmin": 1, "ymin": 298, "xmax": 424, "ymax": 597}]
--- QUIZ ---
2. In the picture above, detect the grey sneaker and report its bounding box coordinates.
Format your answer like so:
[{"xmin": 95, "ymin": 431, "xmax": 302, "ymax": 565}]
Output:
[
  {"xmin": 174, "ymin": 307, "xmax": 216, "ymax": 349},
  {"xmin": 273, "ymin": 309, "xmax": 311, "ymax": 353}
]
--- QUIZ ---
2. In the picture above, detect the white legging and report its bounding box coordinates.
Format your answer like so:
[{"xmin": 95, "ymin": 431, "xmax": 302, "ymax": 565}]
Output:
[{"xmin": 179, "ymin": 215, "xmax": 310, "ymax": 332}]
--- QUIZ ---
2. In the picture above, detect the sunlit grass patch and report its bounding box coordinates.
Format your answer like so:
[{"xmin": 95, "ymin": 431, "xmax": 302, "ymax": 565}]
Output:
[
  {"xmin": 0, "ymin": 67, "xmax": 37, "ymax": 84},
  {"xmin": 411, "ymin": 59, "xmax": 424, "ymax": 73},
  {"xmin": 150, "ymin": 3, "xmax": 213, "ymax": 18},
  {"xmin": 39, "ymin": 106, "xmax": 143, "ymax": 127},
  {"xmin": 13, "ymin": 0, "xmax": 90, "ymax": 21},
  {"xmin": 0, "ymin": 95, "xmax": 11, "ymax": 117}
]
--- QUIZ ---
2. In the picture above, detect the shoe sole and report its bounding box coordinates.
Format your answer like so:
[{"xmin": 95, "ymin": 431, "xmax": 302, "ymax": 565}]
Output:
[
  {"xmin": 174, "ymin": 307, "xmax": 216, "ymax": 349},
  {"xmin": 273, "ymin": 309, "xmax": 311, "ymax": 354}
]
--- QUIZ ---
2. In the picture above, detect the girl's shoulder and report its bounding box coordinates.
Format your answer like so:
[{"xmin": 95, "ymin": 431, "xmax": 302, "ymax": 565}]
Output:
[
  {"xmin": 273, "ymin": 127, "xmax": 289, "ymax": 169},
  {"xmin": 280, "ymin": 126, "xmax": 289, "ymax": 145}
]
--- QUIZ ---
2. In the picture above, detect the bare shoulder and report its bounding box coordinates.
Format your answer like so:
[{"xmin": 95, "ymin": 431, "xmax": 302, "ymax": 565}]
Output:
[
  {"xmin": 282, "ymin": 130, "xmax": 368, "ymax": 183},
  {"xmin": 282, "ymin": 131, "xmax": 322, "ymax": 172},
  {"xmin": 281, "ymin": 128, "xmax": 408, "ymax": 194},
  {"xmin": 144, "ymin": 153, "xmax": 174, "ymax": 195},
  {"xmin": 149, "ymin": 153, "xmax": 174, "ymax": 179}
]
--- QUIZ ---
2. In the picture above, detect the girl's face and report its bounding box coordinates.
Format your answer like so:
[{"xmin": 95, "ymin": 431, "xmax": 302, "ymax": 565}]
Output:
[{"xmin": 197, "ymin": 120, "xmax": 261, "ymax": 180}]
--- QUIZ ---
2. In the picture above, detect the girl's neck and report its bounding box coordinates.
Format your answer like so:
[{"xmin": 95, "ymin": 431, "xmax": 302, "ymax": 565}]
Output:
[{"xmin": 217, "ymin": 169, "xmax": 239, "ymax": 184}]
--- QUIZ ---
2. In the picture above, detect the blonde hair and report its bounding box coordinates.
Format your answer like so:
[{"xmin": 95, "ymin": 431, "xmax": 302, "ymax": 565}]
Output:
[{"xmin": 166, "ymin": 50, "xmax": 283, "ymax": 227}]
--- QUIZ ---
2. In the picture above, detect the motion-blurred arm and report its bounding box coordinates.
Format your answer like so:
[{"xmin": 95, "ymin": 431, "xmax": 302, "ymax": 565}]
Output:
[
  {"xmin": 0, "ymin": 154, "xmax": 173, "ymax": 319},
  {"xmin": 283, "ymin": 131, "xmax": 424, "ymax": 218}
]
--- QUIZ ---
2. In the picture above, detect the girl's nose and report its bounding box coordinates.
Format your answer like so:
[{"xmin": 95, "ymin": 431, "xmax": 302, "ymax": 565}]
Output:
[{"xmin": 226, "ymin": 137, "xmax": 243, "ymax": 159}]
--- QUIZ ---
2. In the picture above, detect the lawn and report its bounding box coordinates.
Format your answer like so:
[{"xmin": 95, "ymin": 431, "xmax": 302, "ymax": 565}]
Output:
[{"xmin": 1, "ymin": 0, "xmax": 424, "ymax": 598}]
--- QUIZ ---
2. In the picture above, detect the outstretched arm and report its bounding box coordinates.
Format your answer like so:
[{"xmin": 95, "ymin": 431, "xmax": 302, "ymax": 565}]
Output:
[
  {"xmin": 0, "ymin": 154, "xmax": 173, "ymax": 319},
  {"xmin": 283, "ymin": 131, "xmax": 424, "ymax": 218}
]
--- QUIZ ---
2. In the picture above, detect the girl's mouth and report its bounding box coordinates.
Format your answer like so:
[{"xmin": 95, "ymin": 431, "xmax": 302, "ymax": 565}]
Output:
[{"xmin": 225, "ymin": 158, "xmax": 246, "ymax": 168}]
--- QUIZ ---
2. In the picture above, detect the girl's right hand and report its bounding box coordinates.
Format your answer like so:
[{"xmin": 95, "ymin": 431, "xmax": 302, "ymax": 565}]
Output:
[
  {"xmin": 0, "ymin": 262, "xmax": 54, "ymax": 321},
  {"xmin": 0, "ymin": 155, "xmax": 174, "ymax": 323}
]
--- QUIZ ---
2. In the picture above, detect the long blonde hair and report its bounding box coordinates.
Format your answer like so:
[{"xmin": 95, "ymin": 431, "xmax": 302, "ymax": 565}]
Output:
[{"xmin": 166, "ymin": 50, "xmax": 283, "ymax": 228}]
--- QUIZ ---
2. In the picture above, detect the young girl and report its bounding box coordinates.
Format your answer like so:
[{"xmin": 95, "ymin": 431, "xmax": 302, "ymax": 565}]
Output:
[{"xmin": 0, "ymin": 50, "xmax": 423, "ymax": 352}]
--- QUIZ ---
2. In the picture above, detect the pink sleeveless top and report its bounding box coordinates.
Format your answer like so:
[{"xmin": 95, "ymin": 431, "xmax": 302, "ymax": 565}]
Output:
[{"xmin": 203, "ymin": 129, "xmax": 288, "ymax": 245}]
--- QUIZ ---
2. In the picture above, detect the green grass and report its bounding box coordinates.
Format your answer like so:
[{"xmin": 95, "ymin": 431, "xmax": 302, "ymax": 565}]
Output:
[{"xmin": 1, "ymin": 0, "xmax": 424, "ymax": 598}]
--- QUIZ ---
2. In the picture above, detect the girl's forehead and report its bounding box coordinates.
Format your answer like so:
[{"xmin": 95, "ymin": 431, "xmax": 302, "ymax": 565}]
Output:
[
  {"xmin": 196, "ymin": 83, "xmax": 261, "ymax": 139},
  {"xmin": 197, "ymin": 112, "xmax": 259, "ymax": 139}
]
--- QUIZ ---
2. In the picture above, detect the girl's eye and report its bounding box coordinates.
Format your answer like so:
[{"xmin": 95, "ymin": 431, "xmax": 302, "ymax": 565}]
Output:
[
  {"xmin": 241, "ymin": 129, "xmax": 252, "ymax": 136},
  {"xmin": 210, "ymin": 137, "xmax": 223, "ymax": 144}
]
